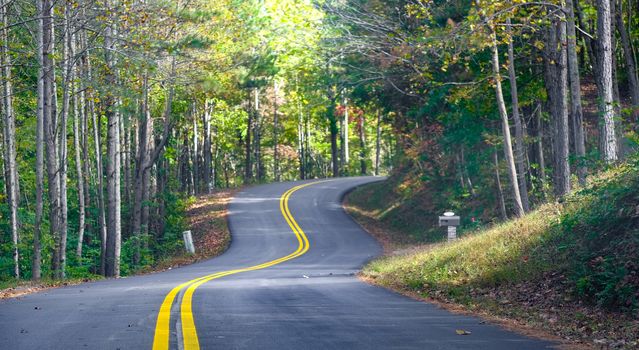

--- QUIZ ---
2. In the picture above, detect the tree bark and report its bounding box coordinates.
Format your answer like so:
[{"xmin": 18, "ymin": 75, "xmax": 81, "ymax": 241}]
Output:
[
  {"xmin": 616, "ymin": 0, "xmax": 639, "ymax": 117},
  {"xmin": 489, "ymin": 24, "xmax": 525, "ymax": 217},
  {"xmin": 566, "ymin": 0, "xmax": 588, "ymax": 186},
  {"xmin": 596, "ymin": 0, "xmax": 618, "ymax": 163},
  {"xmin": 42, "ymin": 0, "xmax": 64, "ymax": 278},
  {"xmin": 244, "ymin": 92, "xmax": 252, "ymax": 182},
  {"xmin": 203, "ymin": 100, "xmax": 212, "ymax": 192},
  {"xmin": 375, "ymin": 109, "xmax": 381, "ymax": 176},
  {"xmin": 358, "ymin": 113, "xmax": 367, "ymax": 175},
  {"xmin": 33, "ymin": 0, "xmax": 46, "ymax": 280},
  {"xmin": 104, "ymin": 1, "xmax": 121, "ymax": 277},
  {"xmin": 1, "ymin": 0, "xmax": 20, "ymax": 278},
  {"xmin": 506, "ymin": 18, "xmax": 530, "ymax": 211},
  {"xmin": 273, "ymin": 81, "xmax": 280, "ymax": 181},
  {"xmin": 544, "ymin": 14, "xmax": 572, "ymax": 197},
  {"xmin": 493, "ymin": 150, "xmax": 508, "ymax": 221}
]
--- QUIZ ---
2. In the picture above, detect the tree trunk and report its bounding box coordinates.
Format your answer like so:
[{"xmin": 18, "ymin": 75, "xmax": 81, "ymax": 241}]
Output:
[
  {"xmin": 203, "ymin": 100, "xmax": 212, "ymax": 192},
  {"xmin": 616, "ymin": 0, "xmax": 639, "ymax": 117},
  {"xmin": 489, "ymin": 24, "xmax": 525, "ymax": 217},
  {"xmin": 192, "ymin": 107, "xmax": 199, "ymax": 194},
  {"xmin": 343, "ymin": 95, "xmax": 349, "ymax": 172},
  {"xmin": 42, "ymin": 0, "xmax": 63, "ymax": 278},
  {"xmin": 375, "ymin": 109, "xmax": 381, "ymax": 176},
  {"xmin": 566, "ymin": 0, "xmax": 588, "ymax": 186},
  {"xmin": 1, "ymin": 0, "xmax": 20, "ymax": 278},
  {"xmin": 73, "ymin": 75, "xmax": 86, "ymax": 259},
  {"xmin": 244, "ymin": 93, "xmax": 252, "ymax": 182},
  {"xmin": 596, "ymin": 0, "xmax": 618, "ymax": 163},
  {"xmin": 544, "ymin": 14, "xmax": 572, "ymax": 197},
  {"xmin": 104, "ymin": 3, "xmax": 121, "ymax": 277},
  {"xmin": 273, "ymin": 81, "xmax": 280, "ymax": 181},
  {"xmin": 358, "ymin": 113, "xmax": 367, "ymax": 175},
  {"xmin": 33, "ymin": 0, "xmax": 46, "ymax": 280},
  {"xmin": 506, "ymin": 17, "xmax": 530, "ymax": 211},
  {"xmin": 493, "ymin": 150, "xmax": 508, "ymax": 221}
]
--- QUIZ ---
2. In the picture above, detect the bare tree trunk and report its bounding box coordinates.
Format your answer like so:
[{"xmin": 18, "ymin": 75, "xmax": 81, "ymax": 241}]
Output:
[
  {"xmin": 273, "ymin": 81, "xmax": 280, "ymax": 181},
  {"xmin": 375, "ymin": 109, "xmax": 381, "ymax": 176},
  {"xmin": 92, "ymin": 88, "xmax": 107, "ymax": 276},
  {"xmin": 192, "ymin": 107, "xmax": 199, "ymax": 194},
  {"xmin": 358, "ymin": 113, "xmax": 367, "ymax": 175},
  {"xmin": 596, "ymin": 0, "xmax": 618, "ymax": 163},
  {"xmin": 535, "ymin": 103, "xmax": 547, "ymax": 196},
  {"xmin": 489, "ymin": 24, "xmax": 525, "ymax": 217},
  {"xmin": 566, "ymin": 0, "xmax": 588, "ymax": 186},
  {"xmin": 244, "ymin": 92, "xmax": 252, "ymax": 182},
  {"xmin": 493, "ymin": 150, "xmax": 508, "ymax": 221},
  {"xmin": 42, "ymin": 0, "xmax": 63, "ymax": 278},
  {"xmin": 616, "ymin": 0, "xmax": 639, "ymax": 116},
  {"xmin": 203, "ymin": 100, "xmax": 212, "ymax": 192},
  {"xmin": 73, "ymin": 76, "xmax": 86, "ymax": 258},
  {"xmin": 33, "ymin": 0, "xmax": 45, "ymax": 280},
  {"xmin": 1, "ymin": 0, "xmax": 20, "ymax": 278},
  {"xmin": 544, "ymin": 14, "xmax": 572, "ymax": 197},
  {"xmin": 343, "ymin": 95, "xmax": 349, "ymax": 170},
  {"xmin": 104, "ymin": 1, "xmax": 121, "ymax": 277},
  {"xmin": 506, "ymin": 17, "xmax": 530, "ymax": 211}
]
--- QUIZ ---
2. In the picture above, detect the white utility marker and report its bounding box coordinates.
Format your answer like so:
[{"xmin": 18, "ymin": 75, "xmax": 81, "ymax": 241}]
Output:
[
  {"xmin": 183, "ymin": 230, "xmax": 195, "ymax": 254},
  {"xmin": 438, "ymin": 211, "xmax": 460, "ymax": 242}
]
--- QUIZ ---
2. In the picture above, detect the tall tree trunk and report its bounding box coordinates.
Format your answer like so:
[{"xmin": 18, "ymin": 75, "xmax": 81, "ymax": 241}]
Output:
[
  {"xmin": 375, "ymin": 109, "xmax": 381, "ymax": 176},
  {"xmin": 1, "ymin": 0, "xmax": 20, "ymax": 278},
  {"xmin": 42, "ymin": 0, "xmax": 63, "ymax": 278},
  {"xmin": 33, "ymin": 0, "xmax": 45, "ymax": 280},
  {"xmin": 544, "ymin": 14, "xmax": 572, "ymax": 197},
  {"xmin": 273, "ymin": 81, "xmax": 280, "ymax": 181},
  {"xmin": 493, "ymin": 150, "xmax": 508, "ymax": 221},
  {"xmin": 203, "ymin": 100, "xmax": 212, "ymax": 192},
  {"xmin": 343, "ymin": 95, "xmax": 349, "ymax": 172},
  {"xmin": 358, "ymin": 113, "xmax": 367, "ymax": 175},
  {"xmin": 506, "ymin": 18, "xmax": 530, "ymax": 211},
  {"xmin": 192, "ymin": 107, "xmax": 199, "ymax": 194},
  {"xmin": 244, "ymin": 92, "xmax": 252, "ymax": 182},
  {"xmin": 104, "ymin": 1, "xmax": 121, "ymax": 277},
  {"xmin": 73, "ymin": 76, "xmax": 86, "ymax": 259},
  {"xmin": 566, "ymin": 0, "xmax": 588, "ymax": 186},
  {"xmin": 616, "ymin": 0, "xmax": 639, "ymax": 117},
  {"xmin": 489, "ymin": 24, "xmax": 525, "ymax": 217},
  {"xmin": 596, "ymin": 0, "xmax": 618, "ymax": 163},
  {"xmin": 535, "ymin": 103, "xmax": 547, "ymax": 197}
]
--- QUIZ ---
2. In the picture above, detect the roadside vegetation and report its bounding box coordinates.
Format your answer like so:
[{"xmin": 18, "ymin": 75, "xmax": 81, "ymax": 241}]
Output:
[
  {"xmin": 349, "ymin": 158, "xmax": 639, "ymax": 348},
  {"xmin": 0, "ymin": 189, "xmax": 234, "ymax": 298}
]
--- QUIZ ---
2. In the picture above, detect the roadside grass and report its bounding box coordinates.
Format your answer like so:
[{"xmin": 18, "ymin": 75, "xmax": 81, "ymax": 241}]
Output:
[{"xmin": 350, "ymin": 159, "xmax": 639, "ymax": 348}]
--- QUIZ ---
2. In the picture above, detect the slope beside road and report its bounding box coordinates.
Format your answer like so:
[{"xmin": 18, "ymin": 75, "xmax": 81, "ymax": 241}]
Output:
[{"xmin": 0, "ymin": 177, "xmax": 553, "ymax": 349}]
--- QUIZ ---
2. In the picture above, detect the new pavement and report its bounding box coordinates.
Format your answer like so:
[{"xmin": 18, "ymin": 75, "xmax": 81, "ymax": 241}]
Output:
[{"xmin": 0, "ymin": 177, "xmax": 553, "ymax": 349}]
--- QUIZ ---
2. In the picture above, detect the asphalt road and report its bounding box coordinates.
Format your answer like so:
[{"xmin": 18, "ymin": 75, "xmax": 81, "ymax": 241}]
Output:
[{"xmin": 0, "ymin": 177, "xmax": 553, "ymax": 349}]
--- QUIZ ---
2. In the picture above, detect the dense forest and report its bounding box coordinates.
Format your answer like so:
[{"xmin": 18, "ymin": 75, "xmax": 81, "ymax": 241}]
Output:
[{"xmin": 0, "ymin": 0, "xmax": 637, "ymax": 282}]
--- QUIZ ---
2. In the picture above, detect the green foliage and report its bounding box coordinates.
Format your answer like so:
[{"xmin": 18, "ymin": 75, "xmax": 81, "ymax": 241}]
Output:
[{"xmin": 361, "ymin": 158, "xmax": 639, "ymax": 314}]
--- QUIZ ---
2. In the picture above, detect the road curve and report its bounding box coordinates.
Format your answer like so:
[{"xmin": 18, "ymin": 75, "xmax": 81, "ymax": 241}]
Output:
[{"xmin": 0, "ymin": 177, "xmax": 553, "ymax": 349}]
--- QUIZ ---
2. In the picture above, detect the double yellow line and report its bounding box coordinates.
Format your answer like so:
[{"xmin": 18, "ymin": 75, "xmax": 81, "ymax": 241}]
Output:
[{"xmin": 152, "ymin": 181, "xmax": 322, "ymax": 350}]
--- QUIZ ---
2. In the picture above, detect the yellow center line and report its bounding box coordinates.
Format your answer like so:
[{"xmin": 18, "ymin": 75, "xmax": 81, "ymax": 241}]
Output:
[{"xmin": 152, "ymin": 181, "xmax": 326, "ymax": 350}]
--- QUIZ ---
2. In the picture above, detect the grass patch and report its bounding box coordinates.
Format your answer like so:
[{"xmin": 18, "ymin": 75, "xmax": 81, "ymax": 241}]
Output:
[{"xmin": 352, "ymin": 159, "xmax": 639, "ymax": 348}]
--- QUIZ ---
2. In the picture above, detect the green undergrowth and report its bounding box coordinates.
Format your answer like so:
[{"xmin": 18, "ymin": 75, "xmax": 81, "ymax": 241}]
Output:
[{"xmin": 360, "ymin": 159, "xmax": 639, "ymax": 315}]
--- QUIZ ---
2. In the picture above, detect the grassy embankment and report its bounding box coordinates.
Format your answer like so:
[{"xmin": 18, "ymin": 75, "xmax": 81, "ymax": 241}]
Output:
[
  {"xmin": 1, "ymin": 189, "xmax": 236, "ymax": 299},
  {"xmin": 346, "ymin": 162, "xmax": 639, "ymax": 348}
]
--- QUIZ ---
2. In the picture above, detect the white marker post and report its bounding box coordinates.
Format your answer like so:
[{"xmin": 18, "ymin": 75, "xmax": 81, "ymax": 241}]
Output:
[
  {"xmin": 438, "ymin": 211, "xmax": 460, "ymax": 243},
  {"xmin": 183, "ymin": 230, "xmax": 195, "ymax": 254}
]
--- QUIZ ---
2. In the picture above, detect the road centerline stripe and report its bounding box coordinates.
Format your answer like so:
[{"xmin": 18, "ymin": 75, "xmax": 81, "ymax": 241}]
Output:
[{"xmin": 152, "ymin": 181, "xmax": 325, "ymax": 350}]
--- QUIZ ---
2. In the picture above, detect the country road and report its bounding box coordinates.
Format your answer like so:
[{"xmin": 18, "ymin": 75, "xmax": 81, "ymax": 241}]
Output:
[{"xmin": 0, "ymin": 177, "xmax": 553, "ymax": 349}]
